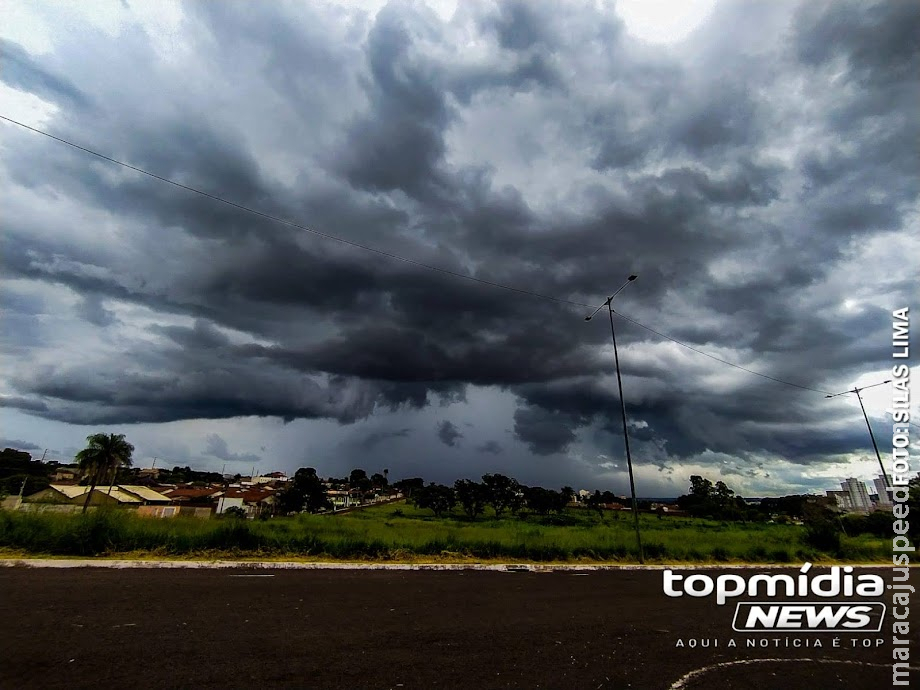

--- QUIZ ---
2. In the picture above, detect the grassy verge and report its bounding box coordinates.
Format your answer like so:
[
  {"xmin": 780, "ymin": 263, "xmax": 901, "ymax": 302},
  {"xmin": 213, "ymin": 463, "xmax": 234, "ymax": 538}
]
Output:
[{"xmin": 0, "ymin": 503, "xmax": 890, "ymax": 563}]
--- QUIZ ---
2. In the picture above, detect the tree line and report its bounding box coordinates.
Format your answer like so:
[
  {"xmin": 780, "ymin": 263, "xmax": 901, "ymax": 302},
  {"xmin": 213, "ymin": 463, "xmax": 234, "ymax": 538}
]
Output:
[{"xmin": 408, "ymin": 474, "xmax": 577, "ymax": 519}]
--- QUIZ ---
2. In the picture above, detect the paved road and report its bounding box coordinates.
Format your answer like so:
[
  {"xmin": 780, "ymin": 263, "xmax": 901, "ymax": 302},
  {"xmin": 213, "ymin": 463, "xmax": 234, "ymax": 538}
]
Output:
[{"xmin": 0, "ymin": 566, "xmax": 913, "ymax": 689}]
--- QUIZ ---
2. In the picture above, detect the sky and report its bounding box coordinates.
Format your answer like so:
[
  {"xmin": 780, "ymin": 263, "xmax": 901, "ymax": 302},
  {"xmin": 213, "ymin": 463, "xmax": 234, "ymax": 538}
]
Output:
[{"xmin": 1, "ymin": 0, "xmax": 918, "ymax": 497}]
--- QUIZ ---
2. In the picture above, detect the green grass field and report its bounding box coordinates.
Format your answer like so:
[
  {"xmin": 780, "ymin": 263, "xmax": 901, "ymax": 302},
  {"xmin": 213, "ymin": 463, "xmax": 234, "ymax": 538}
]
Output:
[{"xmin": 0, "ymin": 502, "xmax": 890, "ymax": 563}]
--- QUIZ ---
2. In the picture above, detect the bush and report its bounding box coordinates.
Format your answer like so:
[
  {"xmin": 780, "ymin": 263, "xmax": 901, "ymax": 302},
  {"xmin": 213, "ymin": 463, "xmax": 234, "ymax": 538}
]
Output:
[{"xmin": 803, "ymin": 507, "xmax": 842, "ymax": 553}]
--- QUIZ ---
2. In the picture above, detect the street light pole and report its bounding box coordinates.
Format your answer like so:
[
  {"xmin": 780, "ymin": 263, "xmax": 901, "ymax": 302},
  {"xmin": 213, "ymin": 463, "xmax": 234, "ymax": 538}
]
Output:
[
  {"xmin": 586, "ymin": 275, "xmax": 644, "ymax": 564},
  {"xmin": 826, "ymin": 380, "xmax": 891, "ymax": 487}
]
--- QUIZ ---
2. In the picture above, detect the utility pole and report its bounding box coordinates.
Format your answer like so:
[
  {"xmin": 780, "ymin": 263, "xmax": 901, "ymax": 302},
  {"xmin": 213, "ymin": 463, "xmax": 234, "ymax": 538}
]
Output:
[
  {"xmin": 826, "ymin": 380, "xmax": 891, "ymax": 487},
  {"xmin": 585, "ymin": 274, "xmax": 644, "ymax": 564}
]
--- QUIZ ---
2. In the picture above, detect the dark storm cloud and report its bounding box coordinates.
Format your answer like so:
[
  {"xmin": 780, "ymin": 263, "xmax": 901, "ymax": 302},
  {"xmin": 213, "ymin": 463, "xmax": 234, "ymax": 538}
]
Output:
[
  {"xmin": 0, "ymin": 396, "xmax": 49, "ymax": 414},
  {"xmin": 355, "ymin": 427, "xmax": 413, "ymax": 452},
  {"xmin": 436, "ymin": 420, "xmax": 463, "ymax": 447},
  {"xmin": 1, "ymin": 0, "xmax": 918, "ymax": 486},
  {"xmin": 0, "ymin": 438, "xmax": 41, "ymax": 451},
  {"xmin": 76, "ymin": 294, "xmax": 117, "ymax": 328},
  {"xmin": 338, "ymin": 3, "xmax": 451, "ymax": 196},
  {"xmin": 0, "ymin": 38, "xmax": 89, "ymax": 108},
  {"xmin": 793, "ymin": 0, "xmax": 920, "ymax": 85},
  {"xmin": 513, "ymin": 406, "xmax": 582, "ymax": 456},
  {"xmin": 476, "ymin": 440, "xmax": 503, "ymax": 455},
  {"xmin": 204, "ymin": 434, "xmax": 261, "ymax": 465}
]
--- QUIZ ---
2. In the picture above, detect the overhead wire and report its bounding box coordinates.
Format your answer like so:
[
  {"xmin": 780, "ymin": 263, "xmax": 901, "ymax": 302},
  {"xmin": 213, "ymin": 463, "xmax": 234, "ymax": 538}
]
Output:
[{"xmin": 610, "ymin": 309, "xmax": 835, "ymax": 395}]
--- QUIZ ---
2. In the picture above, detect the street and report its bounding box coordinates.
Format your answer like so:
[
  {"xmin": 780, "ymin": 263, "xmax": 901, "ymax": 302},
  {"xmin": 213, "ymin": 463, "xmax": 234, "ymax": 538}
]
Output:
[{"xmin": 0, "ymin": 565, "xmax": 913, "ymax": 689}]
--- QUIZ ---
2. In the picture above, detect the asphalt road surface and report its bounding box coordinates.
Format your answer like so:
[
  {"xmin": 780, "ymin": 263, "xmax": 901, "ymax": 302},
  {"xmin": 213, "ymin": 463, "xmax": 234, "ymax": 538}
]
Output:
[{"xmin": 0, "ymin": 565, "xmax": 914, "ymax": 689}]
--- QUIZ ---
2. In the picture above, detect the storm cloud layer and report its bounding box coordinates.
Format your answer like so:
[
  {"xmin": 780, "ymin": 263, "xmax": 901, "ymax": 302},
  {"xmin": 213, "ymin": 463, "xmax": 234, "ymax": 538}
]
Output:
[{"xmin": 1, "ymin": 0, "xmax": 917, "ymax": 495}]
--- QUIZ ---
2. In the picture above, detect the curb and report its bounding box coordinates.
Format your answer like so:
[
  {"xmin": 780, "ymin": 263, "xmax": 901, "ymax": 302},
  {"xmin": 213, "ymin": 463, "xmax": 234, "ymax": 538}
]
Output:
[{"xmin": 0, "ymin": 559, "xmax": 896, "ymax": 571}]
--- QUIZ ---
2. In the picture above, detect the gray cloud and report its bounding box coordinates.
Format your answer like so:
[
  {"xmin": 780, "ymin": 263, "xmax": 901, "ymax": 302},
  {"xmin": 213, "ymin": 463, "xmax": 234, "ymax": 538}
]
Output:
[
  {"xmin": 436, "ymin": 420, "xmax": 463, "ymax": 447},
  {"xmin": 203, "ymin": 434, "xmax": 261, "ymax": 465},
  {"xmin": 0, "ymin": 438, "xmax": 41, "ymax": 451},
  {"xmin": 476, "ymin": 440, "xmax": 503, "ymax": 455},
  {"xmin": 355, "ymin": 427, "xmax": 413, "ymax": 451}
]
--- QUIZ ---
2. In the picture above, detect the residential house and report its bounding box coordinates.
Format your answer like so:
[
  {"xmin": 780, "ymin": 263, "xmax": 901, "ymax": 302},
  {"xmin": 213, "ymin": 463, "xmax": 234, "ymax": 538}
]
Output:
[
  {"xmin": 217, "ymin": 487, "xmax": 277, "ymax": 517},
  {"xmin": 50, "ymin": 465, "xmax": 82, "ymax": 483},
  {"xmin": 326, "ymin": 489, "xmax": 354, "ymax": 510},
  {"xmin": 22, "ymin": 484, "xmax": 170, "ymax": 509}
]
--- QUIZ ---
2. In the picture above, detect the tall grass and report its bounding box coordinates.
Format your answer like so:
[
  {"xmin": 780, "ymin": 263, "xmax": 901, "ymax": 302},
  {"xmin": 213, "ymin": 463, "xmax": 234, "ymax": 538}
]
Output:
[{"xmin": 0, "ymin": 504, "xmax": 890, "ymax": 563}]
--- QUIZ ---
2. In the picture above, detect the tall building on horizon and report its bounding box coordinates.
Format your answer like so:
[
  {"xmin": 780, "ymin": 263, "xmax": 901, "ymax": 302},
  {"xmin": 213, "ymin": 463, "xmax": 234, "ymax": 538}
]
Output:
[
  {"xmin": 841, "ymin": 477, "xmax": 873, "ymax": 513},
  {"xmin": 873, "ymin": 474, "xmax": 893, "ymax": 508}
]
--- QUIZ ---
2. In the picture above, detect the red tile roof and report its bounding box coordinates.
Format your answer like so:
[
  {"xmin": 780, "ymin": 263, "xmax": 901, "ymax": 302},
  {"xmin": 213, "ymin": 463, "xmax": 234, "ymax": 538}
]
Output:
[{"xmin": 165, "ymin": 488, "xmax": 220, "ymax": 500}]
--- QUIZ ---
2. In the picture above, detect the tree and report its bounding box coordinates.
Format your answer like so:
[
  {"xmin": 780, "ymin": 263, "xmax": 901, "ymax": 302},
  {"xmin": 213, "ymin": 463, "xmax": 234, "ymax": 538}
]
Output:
[
  {"xmin": 481, "ymin": 473, "xmax": 520, "ymax": 517},
  {"xmin": 349, "ymin": 468, "xmax": 373, "ymax": 493},
  {"xmin": 371, "ymin": 472, "xmax": 388, "ymax": 488},
  {"xmin": 586, "ymin": 490, "xmax": 605, "ymax": 518},
  {"xmin": 677, "ymin": 476, "xmax": 749, "ymax": 520},
  {"xmin": 392, "ymin": 477, "xmax": 425, "ymax": 497},
  {"xmin": 412, "ymin": 483, "xmax": 456, "ymax": 517},
  {"xmin": 714, "ymin": 481, "xmax": 734, "ymax": 506},
  {"xmin": 803, "ymin": 501, "xmax": 842, "ymax": 553},
  {"xmin": 522, "ymin": 486, "xmax": 556, "ymax": 515},
  {"xmin": 690, "ymin": 476, "xmax": 714, "ymax": 499},
  {"xmin": 453, "ymin": 479, "xmax": 488, "ymax": 519},
  {"xmin": 758, "ymin": 495, "xmax": 808, "ymax": 519},
  {"xmin": 75, "ymin": 433, "xmax": 134, "ymax": 513},
  {"xmin": 277, "ymin": 467, "xmax": 331, "ymax": 514}
]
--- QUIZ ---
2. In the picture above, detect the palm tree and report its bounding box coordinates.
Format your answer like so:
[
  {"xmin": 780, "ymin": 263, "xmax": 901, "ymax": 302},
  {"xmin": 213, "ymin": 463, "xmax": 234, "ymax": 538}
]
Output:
[{"xmin": 76, "ymin": 433, "xmax": 135, "ymax": 513}]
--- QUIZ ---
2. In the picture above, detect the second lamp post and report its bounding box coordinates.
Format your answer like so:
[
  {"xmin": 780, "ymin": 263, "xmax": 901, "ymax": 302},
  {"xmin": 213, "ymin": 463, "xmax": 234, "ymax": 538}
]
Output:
[{"xmin": 585, "ymin": 274, "xmax": 644, "ymax": 564}]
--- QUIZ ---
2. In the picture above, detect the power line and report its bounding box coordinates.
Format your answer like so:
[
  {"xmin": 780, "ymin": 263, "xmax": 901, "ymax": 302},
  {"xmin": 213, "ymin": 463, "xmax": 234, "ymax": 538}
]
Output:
[
  {"xmin": 0, "ymin": 114, "xmax": 890, "ymax": 399},
  {"xmin": 611, "ymin": 309, "xmax": 835, "ymax": 395},
  {"xmin": 0, "ymin": 115, "xmax": 593, "ymax": 310}
]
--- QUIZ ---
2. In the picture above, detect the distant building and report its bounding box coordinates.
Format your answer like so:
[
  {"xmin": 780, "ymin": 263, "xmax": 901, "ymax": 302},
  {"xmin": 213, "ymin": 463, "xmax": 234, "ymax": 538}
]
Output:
[
  {"xmin": 250, "ymin": 472, "xmax": 289, "ymax": 485},
  {"xmin": 50, "ymin": 465, "xmax": 82, "ymax": 482},
  {"xmin": 873, "ymin": 475, "xmax": 893, "ymax": 508},
  {"xmin": 216, "ymin": 487, "xmax": 277, "ymax": 517},
  {"xmin": 831, "ymin": 478, "xmax": 873, "ymax": 513},
  {"xmin": 326, "ymin": 489, "xmax": 354, "ymax": 510},
  {"xmin": 826, "ymin": 490, "xmax": 852, "ymax": 512}
]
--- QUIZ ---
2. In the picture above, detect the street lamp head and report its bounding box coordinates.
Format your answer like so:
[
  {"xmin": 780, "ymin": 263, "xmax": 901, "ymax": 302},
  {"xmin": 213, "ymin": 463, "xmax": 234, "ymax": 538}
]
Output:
[
  {"xmin": 628, "ymin": 274, "xmax": 638, "ymax": 281},
  {"xmin": 584, "ymin": 315, "xmax": 593, "ymax": 321}
]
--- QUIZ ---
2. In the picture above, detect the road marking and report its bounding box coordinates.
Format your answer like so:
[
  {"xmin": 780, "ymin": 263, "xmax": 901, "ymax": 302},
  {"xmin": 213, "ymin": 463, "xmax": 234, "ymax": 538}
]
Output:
[
  {"xmin": 669, "ymin": 658, "xmax": 920, "ymax": 690},
  {"xmin": 228, "ymin": 574, "xmax": 275, "ymax": 577}
]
